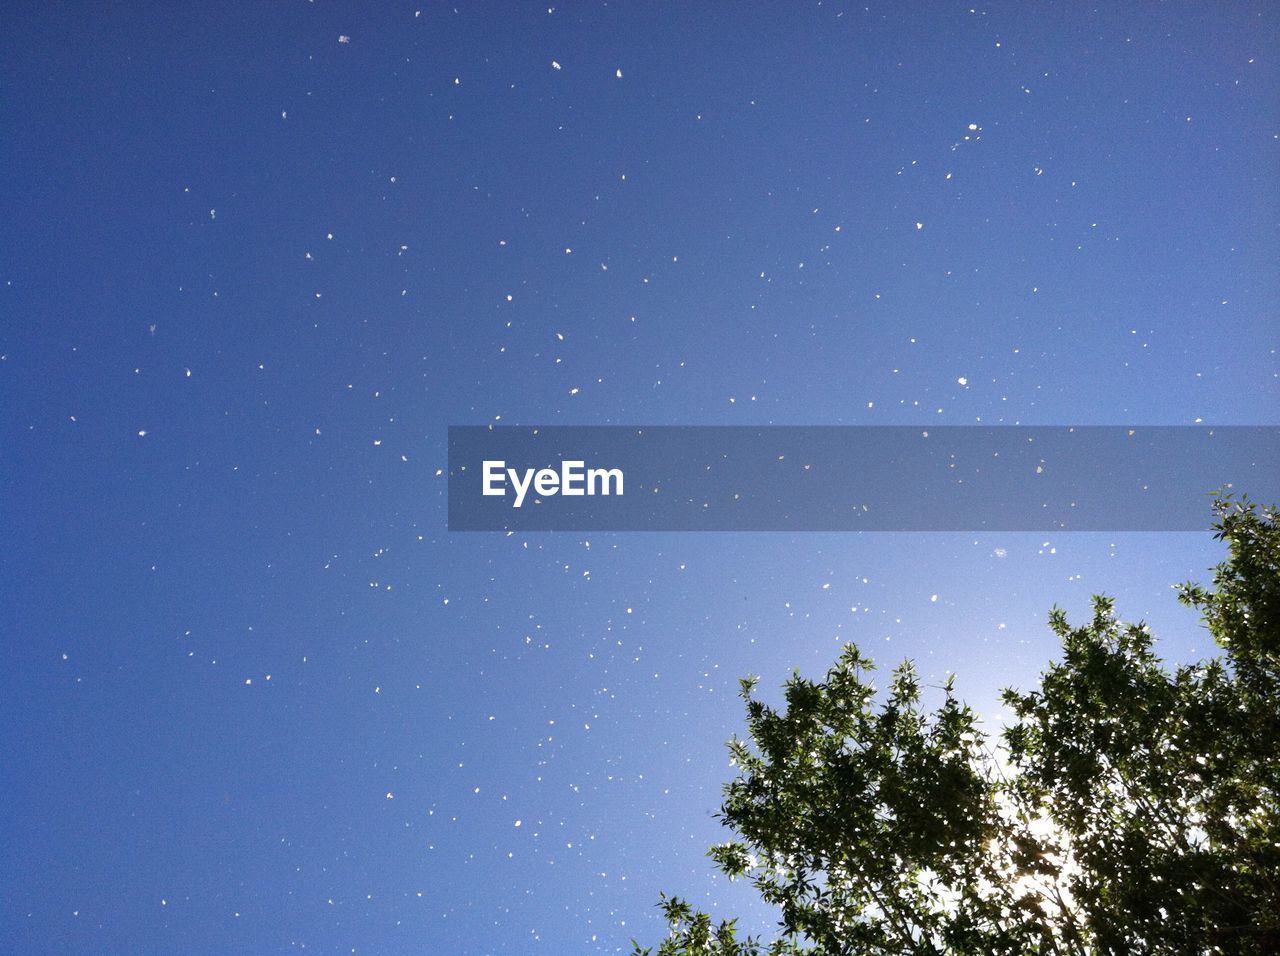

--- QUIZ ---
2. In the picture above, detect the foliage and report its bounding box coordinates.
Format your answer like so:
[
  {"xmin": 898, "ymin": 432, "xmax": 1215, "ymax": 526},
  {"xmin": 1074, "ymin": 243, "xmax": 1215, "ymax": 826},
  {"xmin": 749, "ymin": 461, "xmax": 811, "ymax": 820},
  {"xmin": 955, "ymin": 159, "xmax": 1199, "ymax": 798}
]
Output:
[{"xmin": 634, "ymin": 495, "xmax": 1279, "ymax": 955}]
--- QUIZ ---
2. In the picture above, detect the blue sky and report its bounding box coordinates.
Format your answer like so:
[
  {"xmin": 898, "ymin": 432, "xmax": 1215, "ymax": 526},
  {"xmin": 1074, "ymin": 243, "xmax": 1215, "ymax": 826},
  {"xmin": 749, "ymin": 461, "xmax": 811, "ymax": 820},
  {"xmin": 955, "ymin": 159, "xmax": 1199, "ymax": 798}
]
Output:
[{"xmin": 2, "ymin": 2, "xmax": 1277, "ymax": 953}]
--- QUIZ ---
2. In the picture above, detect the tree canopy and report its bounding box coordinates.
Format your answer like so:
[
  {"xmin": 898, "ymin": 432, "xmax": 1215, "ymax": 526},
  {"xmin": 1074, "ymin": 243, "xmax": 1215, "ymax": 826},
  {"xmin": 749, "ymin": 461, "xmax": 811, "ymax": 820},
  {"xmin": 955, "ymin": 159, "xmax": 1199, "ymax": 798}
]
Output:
[{"xmin": 635, "ymin": 495, "xmax": 1279, "ymax": 955}]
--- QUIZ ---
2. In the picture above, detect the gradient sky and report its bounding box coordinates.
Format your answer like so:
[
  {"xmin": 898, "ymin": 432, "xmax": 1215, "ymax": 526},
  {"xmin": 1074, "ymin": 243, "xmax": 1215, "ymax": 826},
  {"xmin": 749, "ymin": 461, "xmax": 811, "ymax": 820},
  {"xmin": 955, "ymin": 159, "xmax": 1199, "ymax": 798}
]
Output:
[{"xmin": 2, "ymin": 2, "xmax": 1277, "ymax": 953}]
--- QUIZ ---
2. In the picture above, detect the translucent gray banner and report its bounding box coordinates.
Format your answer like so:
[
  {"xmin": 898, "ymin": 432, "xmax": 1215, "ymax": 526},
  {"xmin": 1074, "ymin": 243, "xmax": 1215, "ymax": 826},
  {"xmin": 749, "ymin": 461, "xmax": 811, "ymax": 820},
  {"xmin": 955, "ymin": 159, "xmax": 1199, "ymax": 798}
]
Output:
[{"xmin": 447, "ymin": 426, "xmax": 1279, "ymax": 531}]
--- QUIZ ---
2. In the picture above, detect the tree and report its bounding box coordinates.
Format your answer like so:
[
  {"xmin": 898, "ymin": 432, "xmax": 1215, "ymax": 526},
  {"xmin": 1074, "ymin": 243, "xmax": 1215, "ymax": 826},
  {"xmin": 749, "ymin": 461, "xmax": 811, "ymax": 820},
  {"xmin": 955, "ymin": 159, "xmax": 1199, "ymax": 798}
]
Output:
[{"xmin": 634, "ymin": 495, "xmax": 1279, "ymax": 955}]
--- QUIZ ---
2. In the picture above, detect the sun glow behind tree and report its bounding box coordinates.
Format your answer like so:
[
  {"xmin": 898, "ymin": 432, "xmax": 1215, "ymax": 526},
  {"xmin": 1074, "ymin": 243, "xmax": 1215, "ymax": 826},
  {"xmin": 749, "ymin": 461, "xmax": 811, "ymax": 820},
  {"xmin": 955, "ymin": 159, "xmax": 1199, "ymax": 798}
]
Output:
[{"xmin": 637, "ymin": 495, "xmax": 1279, "ymax": 955}]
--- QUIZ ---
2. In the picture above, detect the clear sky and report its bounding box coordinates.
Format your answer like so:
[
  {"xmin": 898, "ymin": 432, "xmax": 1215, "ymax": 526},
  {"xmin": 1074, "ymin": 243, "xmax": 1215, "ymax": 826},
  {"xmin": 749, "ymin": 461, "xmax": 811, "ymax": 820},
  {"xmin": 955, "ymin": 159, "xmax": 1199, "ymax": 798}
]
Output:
[{"xmin": 2, "ymin": 2, "xmax": 1277, "ymax": 953}]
